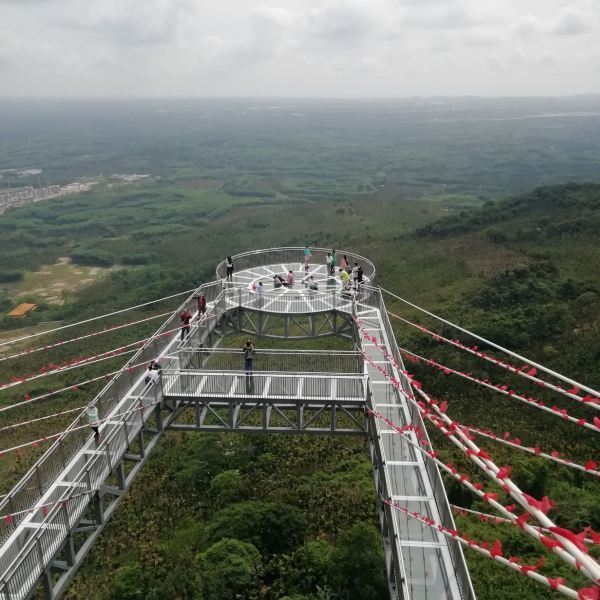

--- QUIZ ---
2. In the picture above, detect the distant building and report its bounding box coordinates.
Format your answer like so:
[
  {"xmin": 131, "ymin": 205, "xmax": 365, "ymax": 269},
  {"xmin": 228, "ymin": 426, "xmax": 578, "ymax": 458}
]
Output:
[{"xmin": 8, "ymin": 303, "xmax": 37, "ymax": 318}]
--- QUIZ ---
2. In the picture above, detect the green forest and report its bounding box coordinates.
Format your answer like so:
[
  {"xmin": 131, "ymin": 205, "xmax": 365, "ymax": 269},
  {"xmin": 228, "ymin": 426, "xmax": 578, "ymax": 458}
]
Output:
[{"xmin": 0, "ymin": 99, "xmax": 599, "ymax": 600}]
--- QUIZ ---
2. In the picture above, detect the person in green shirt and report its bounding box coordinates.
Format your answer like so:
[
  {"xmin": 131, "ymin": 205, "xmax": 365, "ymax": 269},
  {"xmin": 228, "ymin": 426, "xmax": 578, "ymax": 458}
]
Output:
[{"xmin": 331, "ymin": 249, "xmax": 338, "ymax": 275}]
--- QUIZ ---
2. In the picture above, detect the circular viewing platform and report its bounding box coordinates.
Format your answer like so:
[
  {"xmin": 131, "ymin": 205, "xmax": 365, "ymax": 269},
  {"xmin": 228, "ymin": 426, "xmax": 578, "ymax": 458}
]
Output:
[{"xmin": 215, "ymin": 247, "xmax": 375, "ymax": 295}]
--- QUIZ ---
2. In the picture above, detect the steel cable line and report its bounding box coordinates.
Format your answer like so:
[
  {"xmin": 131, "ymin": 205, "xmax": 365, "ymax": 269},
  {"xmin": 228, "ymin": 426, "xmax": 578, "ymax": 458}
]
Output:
[
  {"xmin": 0, "ymin": 288, "xmax": 197, "ymax": 348},
  {"xmin": 0, "ymin": 311, "xmax": 172, "ymax": 363},
  {"xmin": 387, "ymin": 310, "xmax": 599, "ymax": 408},
  {"xmin": 355, "ymin": 318, "xmax": 600, "ymax": 582},
  {"xmin": 380, "ymin": 287, "xmax": 600, "ymax": 398},
  {"xmin": 398, "ymin": 346, "xmax": 600, "ymax": 433}
]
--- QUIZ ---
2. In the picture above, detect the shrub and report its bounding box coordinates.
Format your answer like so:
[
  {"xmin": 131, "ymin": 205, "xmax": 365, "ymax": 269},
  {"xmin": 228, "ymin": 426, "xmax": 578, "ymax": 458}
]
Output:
[
  {"xmin": 0, "ymin": 270, "xmax": 24, "ymax": 283},
  {"xmin": 207, "ymin": 501, "xmax": 308, "ymax": 555},
  {"xmin": 198, "ymin": 538, "xmax": 261, "ymax": 600},
  {"xmin": 71, "ymin": 249, "xmax": 114, "ymax": 267},
  {"xmin": 121, "ymin": 253, "xmax": 158, "ymax": 266}
]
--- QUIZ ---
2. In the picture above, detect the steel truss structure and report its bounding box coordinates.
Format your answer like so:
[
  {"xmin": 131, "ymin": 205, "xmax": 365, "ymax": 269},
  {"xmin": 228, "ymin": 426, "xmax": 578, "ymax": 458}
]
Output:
[{"xmin": 0, "ymin": 248, "xmax": 474, "ymax": 600}]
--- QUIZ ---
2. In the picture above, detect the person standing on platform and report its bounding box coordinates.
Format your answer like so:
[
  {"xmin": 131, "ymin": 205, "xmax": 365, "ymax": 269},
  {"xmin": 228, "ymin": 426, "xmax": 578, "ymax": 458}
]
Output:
[
  {"xmin": 326, "ymin": 252, "xmax": 332, "ymax": 276},
  {"xmin": 243, "ymin": 339, "xmax": 256, "ymax": 394},
  {"xmin": 303, "ymin": 246, "xmax": 312, "ymax": 272},
  {"xmin": 86, "ymin": 403, "xmax": 100, "ymax": 444},
  {"xmin": 339, "ymin": 254, "xmax": 348, "ymax": 272},
  {"xmin": 331, "ymin": 249, "xmax": 338, "ymax": 276},
  {"xmin": 226, "ymin": 256, "xmax": 234, "ymax": 282},
  {"xmin": 339, "ymin": 267, "xmax": 351, "ymax": 290},
  {"xmin": 287, "ymin": 270, "xmax": 295, "ymax": 286},
  {"xmin": 195, "ymin": 293, "xmax": 207, "ymax": 316},
  {"xmin": 257, "ymin": 281, "xmax": 264, "ymax": 306},
  {"xmin": 180, "ymin": 308, "xmax": 192, "ymax": 340},
  {"xmin": 351, "ymin": 263, "xmax": 359, "ymax": 289}
]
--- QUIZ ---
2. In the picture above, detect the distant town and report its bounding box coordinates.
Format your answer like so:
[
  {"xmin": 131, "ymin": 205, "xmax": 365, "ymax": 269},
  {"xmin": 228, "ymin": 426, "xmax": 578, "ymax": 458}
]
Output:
[
  {"xmin": 0, "ymin": 181, "xmax": 98, "ymax": 216},
  {"xmin": 0, "ymin": 171, "xmax": 151, "ymax": 216}
]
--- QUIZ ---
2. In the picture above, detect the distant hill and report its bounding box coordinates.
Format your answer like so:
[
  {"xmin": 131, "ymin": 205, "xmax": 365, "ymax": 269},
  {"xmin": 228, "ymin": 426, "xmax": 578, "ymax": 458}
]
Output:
[{"xmin": 417, "ymin": 182, "xmax": 600, "ymax": 240}]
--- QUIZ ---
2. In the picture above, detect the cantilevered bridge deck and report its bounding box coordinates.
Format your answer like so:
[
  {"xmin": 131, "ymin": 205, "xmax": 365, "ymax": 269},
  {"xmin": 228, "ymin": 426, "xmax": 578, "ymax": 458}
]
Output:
[{"xmin": 0, "ymin": 247, "xmax": 474, "ymax": 600}]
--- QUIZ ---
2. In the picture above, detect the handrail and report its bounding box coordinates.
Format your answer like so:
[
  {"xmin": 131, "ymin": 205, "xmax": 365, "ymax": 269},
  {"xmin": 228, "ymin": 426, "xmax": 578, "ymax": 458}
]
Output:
[
  {"xmin": 0, "ymin": 280, "xmax": 223, "ymax": 543},
  {"xmin": 161, "ymin": 369, "xmax": 366, "ymax": 379},
  {"xmin": 215, "ymin": 247, "xmax": 376, "ymax": 282},
  {"xmin": 0, "ymin": 381, "xmax": 156, "ymax": 588}
]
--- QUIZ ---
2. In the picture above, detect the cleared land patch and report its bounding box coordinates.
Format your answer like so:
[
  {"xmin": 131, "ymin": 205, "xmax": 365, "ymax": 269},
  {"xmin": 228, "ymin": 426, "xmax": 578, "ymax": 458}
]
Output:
[{"xmin": 1, "ymin": 258, "xmax": 111, "ymax": 306}]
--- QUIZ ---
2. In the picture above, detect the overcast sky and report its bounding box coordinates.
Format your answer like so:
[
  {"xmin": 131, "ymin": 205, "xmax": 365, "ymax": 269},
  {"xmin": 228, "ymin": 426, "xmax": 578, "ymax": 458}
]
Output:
[{"xmin": 1, "ymin": 0, "xmax": 598, "ymax": 97}]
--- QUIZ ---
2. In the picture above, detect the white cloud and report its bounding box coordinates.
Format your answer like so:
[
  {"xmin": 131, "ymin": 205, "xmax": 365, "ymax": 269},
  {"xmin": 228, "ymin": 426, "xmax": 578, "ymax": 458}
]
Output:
[
  {"xmin": 550, "ymin": 7, "xmax": 592, "ymax": 35},
  {"xmin": 0, "ymin": 0, "xmax": 599, "ymax": 96},
  {"xmin": 48, "ymin": 0, "xmax": 198, "ymax": 45}
]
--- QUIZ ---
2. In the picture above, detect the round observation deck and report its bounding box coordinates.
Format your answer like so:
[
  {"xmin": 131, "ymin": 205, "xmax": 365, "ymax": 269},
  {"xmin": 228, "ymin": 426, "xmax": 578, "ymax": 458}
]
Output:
[{"xmin": 216, "ymin": 247, "xmax": 375, "ymax": 295}]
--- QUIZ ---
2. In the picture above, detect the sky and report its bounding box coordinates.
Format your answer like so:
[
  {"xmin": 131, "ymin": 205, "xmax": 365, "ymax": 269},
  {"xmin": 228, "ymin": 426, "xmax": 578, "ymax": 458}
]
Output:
[{"xmin": 0, "ymin": 0, "xmax": 599, "ymax": 97}]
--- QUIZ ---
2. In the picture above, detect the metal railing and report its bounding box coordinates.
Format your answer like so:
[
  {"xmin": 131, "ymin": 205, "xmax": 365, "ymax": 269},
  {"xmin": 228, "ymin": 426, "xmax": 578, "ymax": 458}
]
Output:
[
  {"xmin": 221, "ymin": 286, "xmax": 351, "ymax": 315},
  {"xmin": 0, "ymin": 383, "xmax": 156, "ymax": 599},
  {"xmin": 174, "ymin": 348, "xmax": 364, "ymax": 374},
  {"xmin": 216, "ymin": 247, "xmax": 376, "ymax": 283},
  {"xmin": 161, "ymin": 370, "xmax": 367, "ymax": 402},
  {"xmin": 0, "ymin": 280, "xmax": 224, "ymax": 548},
  {"xmin": 358, "ymin": 286, "xmax": 475, "ymax": 600}
]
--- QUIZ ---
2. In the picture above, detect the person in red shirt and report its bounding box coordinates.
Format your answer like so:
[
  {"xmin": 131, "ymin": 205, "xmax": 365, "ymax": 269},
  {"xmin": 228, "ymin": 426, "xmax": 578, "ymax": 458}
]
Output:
[
  {"xmin": 180, "ymin": 309, "xmax": 192, "ymax": 340},
  {"xmin": 195, "ymin": 293, "xmax": 207, "ymax": 316}
]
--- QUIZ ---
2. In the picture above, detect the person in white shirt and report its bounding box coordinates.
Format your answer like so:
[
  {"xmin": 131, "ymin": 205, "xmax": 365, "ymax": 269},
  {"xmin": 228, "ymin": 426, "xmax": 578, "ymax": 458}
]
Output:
[
  {"xmin": 86, "ymin": 404, "xmax": 100, "ymax": 444},
  {"xmin": 144, "ymin": 368, "xmax": 159, "ymax": 385}
]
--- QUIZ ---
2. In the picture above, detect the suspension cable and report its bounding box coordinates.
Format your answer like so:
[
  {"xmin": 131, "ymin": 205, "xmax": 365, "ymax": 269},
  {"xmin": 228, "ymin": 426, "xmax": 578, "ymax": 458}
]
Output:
[
  {"xmin": 398, "ymin": 346, "xmax": 600, "ymax": 433},
  {"xmin": 388, "ymin": 311, "xmax": 599, "ymax": 407},
  {"xmin": 0, "ymin": 311, "xmax": 171, "ymax": 363},
  {"xmin": 0, "ymin": 288, "xmax": 197, "ymax": 348},
  {"xmin": 380, "ymin": 287, "xmax": 600, "ymax": 398}
]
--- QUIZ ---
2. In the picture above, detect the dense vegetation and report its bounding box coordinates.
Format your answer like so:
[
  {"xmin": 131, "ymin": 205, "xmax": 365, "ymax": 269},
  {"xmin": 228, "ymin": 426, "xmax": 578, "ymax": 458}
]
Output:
[{"xmin": 1, "ymin": 98, "xmax": 599, "ymax": 599}]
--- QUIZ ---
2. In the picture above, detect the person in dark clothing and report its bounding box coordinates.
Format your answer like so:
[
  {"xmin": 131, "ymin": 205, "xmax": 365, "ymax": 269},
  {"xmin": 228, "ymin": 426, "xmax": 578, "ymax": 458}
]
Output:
[
  {"xmin": 226, "ymin": 256, "xmax": 234, "ymax": 281},
  {"xmin": 273, "ymin": 274, "xmax": 287, "ymax": 288},
  {"xmin": 243, "ymin": 339, "xmax": 255, "ymax": 372},
  {"xmin": 243, "ymin": 339, "xmax": 255, "ymax": 394},
  {"xmin": 180, "ymin": 309, "xmax": 192, "ymax": 340}
]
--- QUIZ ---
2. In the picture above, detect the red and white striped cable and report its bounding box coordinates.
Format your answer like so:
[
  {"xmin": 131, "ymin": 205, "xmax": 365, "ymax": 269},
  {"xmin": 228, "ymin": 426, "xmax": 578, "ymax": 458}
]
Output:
[
  {"xmin": 385, "ymin": 498, "xmax": 581, "ymax": 599},
  {"xmin": 398, "ymin": 347, "xmax": 600, "ymax": 433},
  {"xmin": 0, "ymin": 311, "xmax": 171, "ymax": 363},
  {"xmin": 355, "ymin": 318, "xmax": 600, "ymax": 582},
  {"xmin": 388, "ymin": 311, "xmax": 599, "ymax": 408}
]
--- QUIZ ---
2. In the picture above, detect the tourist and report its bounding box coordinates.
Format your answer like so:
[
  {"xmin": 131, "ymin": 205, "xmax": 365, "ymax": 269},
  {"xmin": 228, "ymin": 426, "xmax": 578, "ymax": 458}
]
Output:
[
  {"xmin": 144, "ymin": 366, "xmax": 160, "ymax": 385},
  {"xmin": 226, "ymin": 256, "xmax": 234, "ymax": 281},
  {"xmin": 307, "ymin": 276, "xmax": 318, "ymax": 291},
  {"xmin": 257, "ymin": 281, "xmax": 264, "ymax": 305},
  {"xmin": 273, "ymin": 274, "xmax": 286, "ymax": 288},
  {"xmin": 86, "ymin": 403, "xmax": 100, "ymax": 444},
  {"xmin": 339, "ymin": 254, "xmax": 348, "ymax": 271},
  {"xmin": 194, "ymin": 293, "xmax": 207, "ymax": 316},
  {"xmin": 326, "ymin": 252, "xmax": 332, "ymax": 276},
  {"xmin": 145, "ymin": 360, "xmax": 161, "ymax": 383},
  {"xmin": 357, "ymin": 264, "xmax": 364, "ymax": 286},
  {"xmin": 243, "ymin": 339, "xmax": 255, "ymax": 374},
  {"xmin": 287, "ymin": 270, "xmax": 295, "ymax": 285},
  {"xmin": 339, "ymin": 267, "xmax": 351, "ymax": 290},
  {"xmin": 303, "ymin": 246, "xmax": 312, "ymax": 272},
  {"xmin": 351, "ymin": 263, "xmax": 359, "ymax": 289},
  {"xmin": 180, "ymin": 308, "xmax": 192, "ymax": 340}
]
